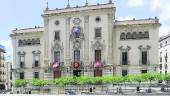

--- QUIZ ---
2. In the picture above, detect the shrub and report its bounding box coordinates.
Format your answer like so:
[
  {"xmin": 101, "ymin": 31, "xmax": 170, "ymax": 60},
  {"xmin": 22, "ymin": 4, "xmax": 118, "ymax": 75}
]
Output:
[{"xmin": 14, "ymin": 79, "xmax": 28, "ymax": 87}]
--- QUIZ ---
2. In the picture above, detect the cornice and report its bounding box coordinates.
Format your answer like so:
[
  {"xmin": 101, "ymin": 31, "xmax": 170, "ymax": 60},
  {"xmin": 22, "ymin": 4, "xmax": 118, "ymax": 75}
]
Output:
[{"xmin": 42, "ymin": 3, "xmax": 115, "ymax": 17}]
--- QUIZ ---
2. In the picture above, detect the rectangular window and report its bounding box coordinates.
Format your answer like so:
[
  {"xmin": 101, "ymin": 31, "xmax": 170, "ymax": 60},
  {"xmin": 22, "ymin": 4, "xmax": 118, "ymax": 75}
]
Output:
[
  {"xmin": 34, "ymin": 72, "xmax": 39, "ymax": 79},
  {"xmin": 122, "ymin": 52, "xmax": 128, "ymax": 65},
  {"xmin": 142, "ymin": 51, "xmax": 147, "ymax": 65},
  {"xmin": 20, "ymin": 72, "xmax": 24, "ymax": 79},
  {"xmin": 165, "ymin": 53, "xmax": 168, "ymax": 63},
  {"xmin": 34, "ymin": 61, "xmax": 39, "ymax": 67},
  {"xmin": 160, "ymin": 57, "xmax": 162, "ymax": 62},
  {"xmin": 20, "ymin": 56, "xmax": 24, "ymax": 68},
  {"xmin": 165, "ymin": 64, "xmax": 168, "ymax": 70},
  {"xmin": 95, "ymin": 50, "xmax": 101, "ymax": 61},
  {"xmin": 160, "ymin": 64, "xmax": 162, "ymax": 70},
  {"xmin": 54, "ymin": 51, "xmax": 60, "ymax": 62},
  {"xmin": 122, "ymin": 70, "xmax": 128, "ymax": 76},
  {"xmin": 34, "ymin": 55, "xmax": 39, "ymax": 67},
  {"xmin": 141, "ymin": 70, "xmax": 147, "ymax": 74},
  {"xmin": 54, "ymin": 31, "xmax": 60, "ymax": 40},
  {"xmin": 95, "ymin": 28, "xmax": 102, "ymax": 38},
  {"xmin": 74, "ymin": 50, "xmax": 80, "ymax": 61}
]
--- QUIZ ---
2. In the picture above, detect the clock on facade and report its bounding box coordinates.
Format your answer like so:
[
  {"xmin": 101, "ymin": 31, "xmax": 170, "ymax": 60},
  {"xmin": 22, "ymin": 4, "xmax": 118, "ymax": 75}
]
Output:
[{"xmin": 73, "ymin": 18, "xmax": 81, "ymax": 25}]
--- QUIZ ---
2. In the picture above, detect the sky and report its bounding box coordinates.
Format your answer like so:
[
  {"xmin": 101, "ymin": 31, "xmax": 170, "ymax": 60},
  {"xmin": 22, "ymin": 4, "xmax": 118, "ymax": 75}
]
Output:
[{"xmin": 0, "ymin": 0, "xmax": 170, "ymax": 61}]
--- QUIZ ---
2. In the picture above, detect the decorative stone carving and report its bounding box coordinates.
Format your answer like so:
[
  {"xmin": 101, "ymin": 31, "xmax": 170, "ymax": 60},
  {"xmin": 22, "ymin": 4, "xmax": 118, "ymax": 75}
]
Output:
[
  {"xmin": 52, "ymin": 41, "xmax": 63, "ymax": 51},
  {"xmin": 18, "ymin": 51, "xmax": 26, "ymax": 55},
  {"xmin": 138, "ymin": 45, "xmax": 151, "ymax": 50},
  {"xmin": 120, "ymin": 31, "xmax": 149, "ymax": 40},
  {"xmin": 32, "ymin": 50, "xmax": 41, "ymax": 54},
  {"xmin": 18, "ymin": 38, "xmax": 40, "ymax": 46},
  {"xmin": 73, "ymin": 40, "xmax": 81, "ymax": 50},
  {"xmin": 119, "ymin": 46, "xmax": 131, "ymax": 51},
  {"xmin": 92, "ymin": 40, "xmax": 104, "ymax": 50}
]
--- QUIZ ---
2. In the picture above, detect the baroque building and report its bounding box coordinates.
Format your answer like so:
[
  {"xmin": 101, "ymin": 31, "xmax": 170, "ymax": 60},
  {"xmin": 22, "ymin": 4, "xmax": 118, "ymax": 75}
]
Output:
[
  {"xmin": 159, "ymin": 33, "xmax": 170, "ymax": 74},
  {"xmin": 10, "ymin": 1, "xmax": 160, "ymax": 81}
]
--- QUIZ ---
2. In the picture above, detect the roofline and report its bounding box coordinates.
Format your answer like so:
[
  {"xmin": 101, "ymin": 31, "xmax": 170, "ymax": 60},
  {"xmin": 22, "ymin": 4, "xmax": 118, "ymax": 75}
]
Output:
[
  {"xmin": 43, "ymin": 3, "xmax": 115, "ymax": 16},
  {"xmin": 114, "ymin": 17, "xmax": 161, "ymax": 26},
  {"xmin": 159, "ymin": 34, "xmax": 170, "ymax": 42},
  {"xmin": 12, "ymin": 26, "xmax": 43, "ymax": 32}
]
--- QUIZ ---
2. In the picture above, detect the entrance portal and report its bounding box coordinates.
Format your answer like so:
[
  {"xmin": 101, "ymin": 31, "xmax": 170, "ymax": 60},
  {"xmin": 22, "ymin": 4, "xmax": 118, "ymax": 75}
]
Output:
[
  {"xmin": 73, "ymin": 70, "xmax": 81, "ymax": 77},
  {"xmin": 53, "ymin": 70, "xmax": 61, "ymax": 79},
  {"xmin": 94, "ymin": 69, "xmax": 102, "ymax": 77}
]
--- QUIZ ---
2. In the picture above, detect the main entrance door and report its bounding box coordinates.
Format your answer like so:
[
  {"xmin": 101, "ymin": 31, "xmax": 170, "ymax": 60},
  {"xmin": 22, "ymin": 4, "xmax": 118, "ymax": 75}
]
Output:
[
  {"xmin": 94, "ymin": 69, "xmax": 102, "ymax": 77},
  {"xmin": 73, "ymin": 70, "xmax": 81, "ymax": 77},
  {"xmin": 53, "ymin": 70, "xmax": 61, "ymax": 79}
]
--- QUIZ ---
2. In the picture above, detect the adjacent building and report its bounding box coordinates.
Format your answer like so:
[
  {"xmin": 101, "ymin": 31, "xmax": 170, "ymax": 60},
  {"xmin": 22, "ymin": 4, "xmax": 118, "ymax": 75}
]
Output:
[
  {"xmin": 0, "ymin": 45, "xmax": 6, "ymax": 90},
  {"xmin": 159, "ymin": 33, "xmax": 170, "ymax": 74},
  {"xmin": 10, "ymin": 1, "xmax": 160, "ymax": 82},
  {"xmin": 5, "ymin": 62, "xmax": 12, "ymax": 91}
]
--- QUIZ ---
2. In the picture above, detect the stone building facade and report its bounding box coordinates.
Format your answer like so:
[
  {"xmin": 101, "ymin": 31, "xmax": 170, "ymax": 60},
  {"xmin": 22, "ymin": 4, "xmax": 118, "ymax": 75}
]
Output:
[
  {"xmin": 10, "ymin": 2, "xmax": 160, "ymax": 81},
  {"xmin": 159, "ymin": 34, "xmax": 170, "ymax": 74},
  {"xmin": 0, "ymin": 45, "xmax": 6, "ymax": 90}
]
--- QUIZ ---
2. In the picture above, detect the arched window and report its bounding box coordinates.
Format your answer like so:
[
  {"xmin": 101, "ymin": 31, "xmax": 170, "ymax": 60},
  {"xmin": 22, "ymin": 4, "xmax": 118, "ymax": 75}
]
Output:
[
  {"xmin": 138, "ymin": 32, "xmax": 143, "ymax": 39},
  {"xmin": 27, "ymin": 39, "xmax": 31, "ymax": 45},
  {"xmin": 32, "ymin": 39, "xmax": 35, "ymax": 45},
  {"xmin": 126, "ymin": 32, "xmax": 132, "ymax": 39},
  {"xmin": 144, "ymin": 31, "xmax": 149, "ymax": 39},
  {"xmin": 18, "ymin": 40, "xmax": 22, "ymax": 46},
  {"xmin": 120, "ymin": 33, "xmax": 126, "ymax": 40},
  {"xmin": 23, "ymin": 39, "xmax": 27, "ymax": 45},
  {"xmin": 132, "ymin": 32, "xmax": 137, "ymax": 39},
  {"xmin": 36, "ymin": 38, "xmax": 40, "ymax": 44}
]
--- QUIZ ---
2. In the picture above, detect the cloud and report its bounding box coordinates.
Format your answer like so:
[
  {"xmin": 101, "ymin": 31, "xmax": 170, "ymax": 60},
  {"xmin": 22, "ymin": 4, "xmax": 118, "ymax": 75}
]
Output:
[
  {"xmin": 149, "ymin": 0, "xmax": 170, "ymax": 36},
  {"xmin": 127, "ymin": 0, "xmax": 144, "ymax": 7},
  {"xmin": 159, "ymin": 26, "xmax": 170, "ymax": 37},
  {"xmin": 116, "ymin": 16, "xmax": 136, "ymax": 21},
  {"xmin": 150, "ymin": 0, "xmax": 170, "ymax": 21},
  {"xmin": 0, "ymin": 39, "xmax": 12, "ymax": 61}
]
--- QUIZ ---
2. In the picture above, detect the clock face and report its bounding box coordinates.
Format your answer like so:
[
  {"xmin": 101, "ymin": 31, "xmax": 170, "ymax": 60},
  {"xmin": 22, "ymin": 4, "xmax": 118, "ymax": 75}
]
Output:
[{"xmin": 73, "ymin": 18, "xmax": 81, "ymax": 25}]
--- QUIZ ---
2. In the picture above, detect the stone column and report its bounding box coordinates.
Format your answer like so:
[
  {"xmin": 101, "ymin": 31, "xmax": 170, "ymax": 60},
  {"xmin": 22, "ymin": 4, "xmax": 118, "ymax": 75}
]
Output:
[
  {"xmin": 84, "ymin": 15, "xmax": 89, "ymax": 76},
  {"xmin": 107, "ymin": 13, "xmax": 113, "ymax": 64},
  {"xmin": 106, "ymin": 13, "xmax": 113, "ymax": 76},
  {"xmin": 65, "ymin": 17, "xmax": 71, "ymax": 76},
  {"xmin": 43, "ymin": 18, "xmax": 50, "ymax": 67}
]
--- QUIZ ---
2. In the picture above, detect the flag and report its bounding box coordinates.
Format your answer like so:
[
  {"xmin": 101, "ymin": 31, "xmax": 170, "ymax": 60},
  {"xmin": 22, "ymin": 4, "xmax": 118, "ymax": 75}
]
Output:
[{"xmin": 53, "ymin": 62, "xmax": 59, "ymax": 68}]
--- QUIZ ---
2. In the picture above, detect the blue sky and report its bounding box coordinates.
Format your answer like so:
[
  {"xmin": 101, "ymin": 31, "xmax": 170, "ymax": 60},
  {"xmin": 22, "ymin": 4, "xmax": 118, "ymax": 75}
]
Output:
[{"xmin": 0, "ymin": 0, "xmax": 170, "ymax": 61}]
